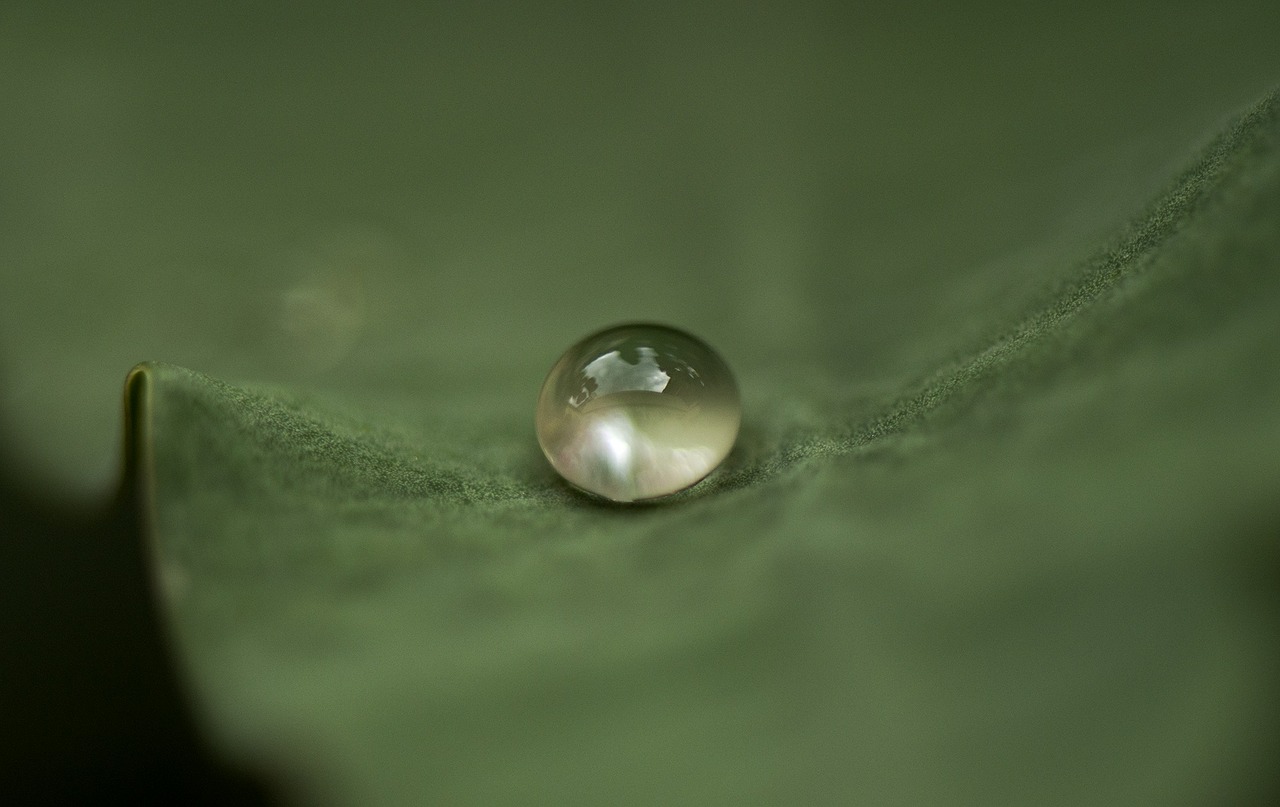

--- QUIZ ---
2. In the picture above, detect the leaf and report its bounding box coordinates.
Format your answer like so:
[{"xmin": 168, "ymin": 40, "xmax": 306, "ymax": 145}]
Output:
[{"xmin": 126, "ymin": 93, "xmax": 1280, "ymax": 805}]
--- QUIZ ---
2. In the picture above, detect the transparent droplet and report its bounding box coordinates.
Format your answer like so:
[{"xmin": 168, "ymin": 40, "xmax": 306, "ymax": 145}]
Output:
[{"xmin": 536, "ymin": 323, "xmax": 741, "ymax": 502}]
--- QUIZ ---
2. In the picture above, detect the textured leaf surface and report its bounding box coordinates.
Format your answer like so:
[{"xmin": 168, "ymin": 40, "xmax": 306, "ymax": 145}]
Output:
[{"xmin": 128, "ymin": 94, "xmax": 1280, "ymax": 805}]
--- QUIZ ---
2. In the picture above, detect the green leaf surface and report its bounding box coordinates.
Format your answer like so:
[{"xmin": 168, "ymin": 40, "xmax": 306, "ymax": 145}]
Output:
[{"xmin": 127, "ymin": 93, "xmax": 1280, "ymax": 805}]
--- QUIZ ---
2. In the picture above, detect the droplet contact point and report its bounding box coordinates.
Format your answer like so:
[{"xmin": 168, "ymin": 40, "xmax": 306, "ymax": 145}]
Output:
[{"xmin": 536, "ymin": 324, "xmax": 741, "ymax": 503}]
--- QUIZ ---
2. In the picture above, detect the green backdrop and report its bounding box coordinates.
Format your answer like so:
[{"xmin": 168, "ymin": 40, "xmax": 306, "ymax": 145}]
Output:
[{"xmin": 2, "ymin": 2, "xmax": 1279, "ymax": 803}]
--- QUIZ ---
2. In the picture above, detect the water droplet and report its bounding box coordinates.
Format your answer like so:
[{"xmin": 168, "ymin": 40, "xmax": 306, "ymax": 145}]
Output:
[{"xmin": 536, "ymin": 324, "xmax": 740, "ymax": 502}]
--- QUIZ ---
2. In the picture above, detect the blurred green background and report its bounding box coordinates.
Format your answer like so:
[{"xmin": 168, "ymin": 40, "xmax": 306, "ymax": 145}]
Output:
[
  {"xmin": 4, "ymin": 0, "xmax": 1279, "ymax": 496},
  {"xmin": 3, "ymin": 2, "xmax": 1280, "ymax": 803}
]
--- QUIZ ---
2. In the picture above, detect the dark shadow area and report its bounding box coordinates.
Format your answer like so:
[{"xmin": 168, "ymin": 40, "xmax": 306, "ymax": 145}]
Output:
[{"xmin": 0, "ymin": 381, "xmax": 269, "ymax": 803}]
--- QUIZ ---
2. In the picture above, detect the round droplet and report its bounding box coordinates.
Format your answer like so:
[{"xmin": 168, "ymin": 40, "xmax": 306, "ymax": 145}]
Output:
[{"xmin": 536, "ymin": 323, "xmax": 741, "ymax": 502}]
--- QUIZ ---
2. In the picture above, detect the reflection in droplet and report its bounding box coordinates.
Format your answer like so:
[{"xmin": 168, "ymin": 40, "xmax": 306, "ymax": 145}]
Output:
[{"xmin": 581, "ymin": 347, "xmax": 670, "ymax": 398}]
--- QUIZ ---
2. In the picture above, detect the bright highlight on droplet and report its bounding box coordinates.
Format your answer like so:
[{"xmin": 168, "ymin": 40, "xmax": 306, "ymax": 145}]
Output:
[{"xmin": 536, "ymin": 323, "xmax": 741, "ymax": 502}]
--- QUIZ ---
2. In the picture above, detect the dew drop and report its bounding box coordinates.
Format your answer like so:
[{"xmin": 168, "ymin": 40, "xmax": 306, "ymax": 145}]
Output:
[{"xmin": 536, "ymin": 324, "xmax": 741, "ymax": 502}]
